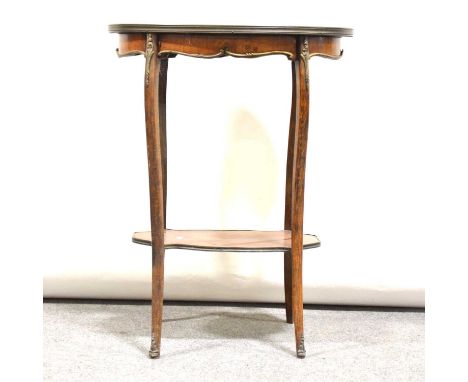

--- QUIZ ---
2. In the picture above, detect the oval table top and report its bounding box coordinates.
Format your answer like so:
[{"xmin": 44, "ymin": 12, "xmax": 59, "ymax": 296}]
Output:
[{"xmin": 108, "ymin": 24, "xmax": 353, "ymax": 37}]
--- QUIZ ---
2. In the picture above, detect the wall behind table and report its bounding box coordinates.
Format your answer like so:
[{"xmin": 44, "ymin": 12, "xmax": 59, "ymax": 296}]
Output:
[{"xmin": 34, "ymin": 1, "xmax": 439, "ymax": 307}]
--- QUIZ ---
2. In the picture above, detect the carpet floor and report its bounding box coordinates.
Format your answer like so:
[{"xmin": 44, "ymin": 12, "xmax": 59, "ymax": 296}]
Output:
[{"xmin": 43, "ymin": 300, "xmax": 424, "ymax": 382}]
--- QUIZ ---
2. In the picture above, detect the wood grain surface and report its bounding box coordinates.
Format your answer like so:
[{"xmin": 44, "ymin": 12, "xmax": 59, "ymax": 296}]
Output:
[{"xmin": 133, "ymin": 230, "xmax": 320, "ymax": 251}]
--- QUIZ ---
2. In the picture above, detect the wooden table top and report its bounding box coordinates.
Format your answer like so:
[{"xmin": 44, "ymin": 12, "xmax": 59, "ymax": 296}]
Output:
[{"xmin": 108, "ymin": 24, "xmax": 353, "ymax": 37}]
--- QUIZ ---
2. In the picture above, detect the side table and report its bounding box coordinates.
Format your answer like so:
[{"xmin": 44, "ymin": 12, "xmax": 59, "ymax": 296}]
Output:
[{"xmin": 109, "ymin": 24, "xmax": 352, "ymax": 359}]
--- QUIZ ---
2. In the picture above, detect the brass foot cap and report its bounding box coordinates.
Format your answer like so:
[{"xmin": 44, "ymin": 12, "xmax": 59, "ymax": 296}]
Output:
[
  {"xmin": 297, "ymin": 334, "xmax": 306, "ymax": 358},
  {"xmin": 296, "ymin": 349, "xmax": 306, "ymax": 359}
]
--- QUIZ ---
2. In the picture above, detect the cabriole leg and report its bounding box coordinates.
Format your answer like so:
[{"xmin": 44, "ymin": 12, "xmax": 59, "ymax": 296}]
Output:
[
  {"xmin": 143, "ymin": 33, "xmax": 166, "ymax": 359},
  {"xmin": 291, "ymin": 37, "xmax": 310, "ymax": 359},
  {"xmin": 284, "ymin": 60, "xmax": 297, "ymax": 325}
]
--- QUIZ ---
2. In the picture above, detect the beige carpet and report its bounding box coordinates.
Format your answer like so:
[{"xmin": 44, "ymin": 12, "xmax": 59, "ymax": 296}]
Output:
[{"xmin": 43, "ymin": 300, "xmax": 424, "ymax": 381}]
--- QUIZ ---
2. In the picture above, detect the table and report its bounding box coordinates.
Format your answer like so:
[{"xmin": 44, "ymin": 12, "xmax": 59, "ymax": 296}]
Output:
[{"xmin": 109, "ymin": 24, "xmax": 352, "ymax": 359}]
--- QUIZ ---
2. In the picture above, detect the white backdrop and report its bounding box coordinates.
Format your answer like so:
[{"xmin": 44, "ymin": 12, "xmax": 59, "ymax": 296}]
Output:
[{"xmin": 7, "ymin": 0, "xmax": 468, "ymax": 308}]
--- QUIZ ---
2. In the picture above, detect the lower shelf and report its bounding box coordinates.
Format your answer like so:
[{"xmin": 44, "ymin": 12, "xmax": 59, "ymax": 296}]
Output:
[{"xmin": 132, "ymin": 229, "xmax": 320, "ymax": 252}]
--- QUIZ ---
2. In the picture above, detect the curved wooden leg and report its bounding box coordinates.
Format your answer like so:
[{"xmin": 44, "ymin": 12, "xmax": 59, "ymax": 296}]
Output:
[
  {"xmin": 284, "ymin": 251, "xmax": 293, "ymax": 324},
  {"xmin": 291, "ymin": 37, "xmax": 310, "ymax": 359},
  {"xmin": 284, "ymin": 60, "xmax": 297, "ymax": 325},
  {"xmin": 144, "ymin": 33, "xmax": 166, "ymax": 359},
  {"xmin": 159, "ymin": 58, "xmax": 168, "ymax": 224}
]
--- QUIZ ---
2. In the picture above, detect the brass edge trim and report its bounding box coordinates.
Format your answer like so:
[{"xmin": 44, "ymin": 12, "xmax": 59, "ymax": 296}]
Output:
[
  {"xmin": 225, "ymin": 49, "xmax": 294, "ymax": 59},
  {"xmin": 309, "ymin": 49, "xmax": 344, "ymax": 60},
  {"xmin": 116, "ymin": 49, "xmax": 145, "ymax": 58},
  {"xmin": 158, "ymin": 50, "xmax": 224, "ymax": 59},
  {"xmin": 131, "ymin": 235, "xmax": 321, "ymax": 252},
  {"xmin": 108, "ymin": 24, "xmax": 353, "ymax": 37},
  {"xmin": 145, "ymin": 33, "xmax": 155, "ymax": 86},
  {"xmin": 158, "ymin": 48, "xmax": 294, "ymax": 59}
]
